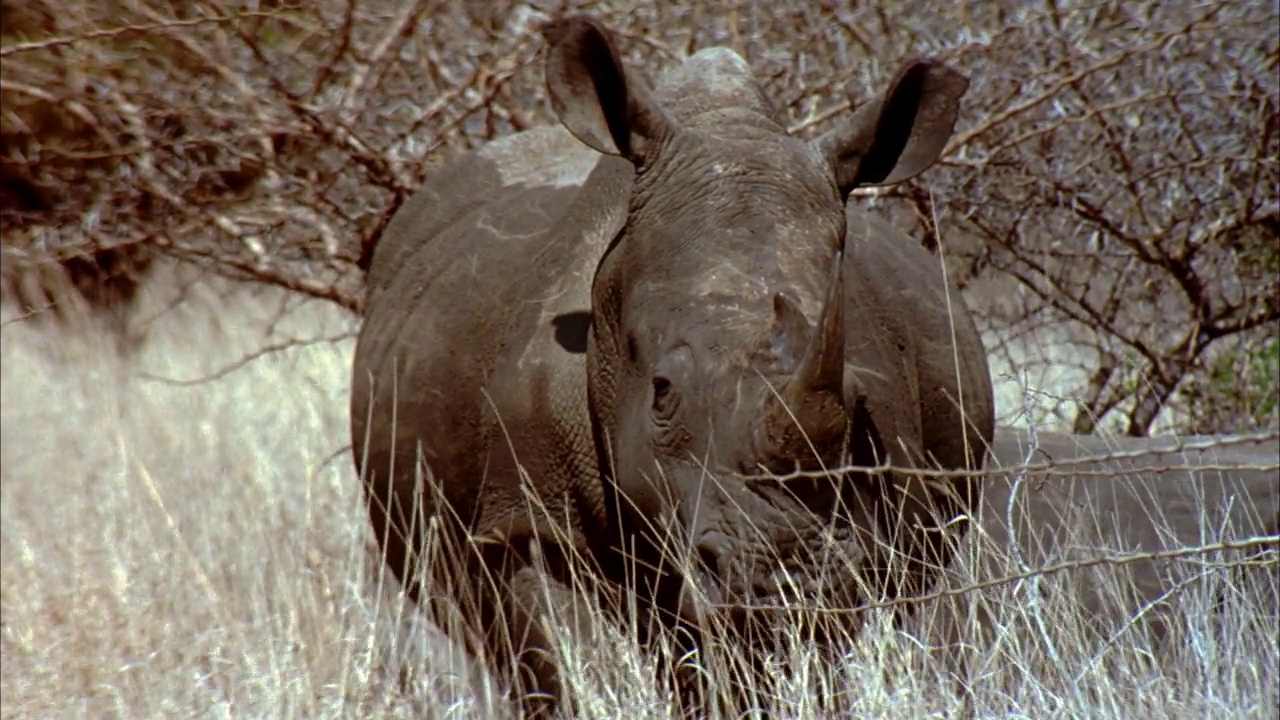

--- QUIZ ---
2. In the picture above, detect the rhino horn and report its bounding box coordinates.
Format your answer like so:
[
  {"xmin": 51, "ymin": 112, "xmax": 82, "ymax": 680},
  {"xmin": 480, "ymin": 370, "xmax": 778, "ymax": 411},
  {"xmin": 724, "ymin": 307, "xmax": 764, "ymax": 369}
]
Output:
[
  {"xmin": 762, "ymin": 253, "xmax": 847, "ymax": 451},
  {"xmin": 793, "ymin": 251, "xmax": 845, "ymax": 397}
]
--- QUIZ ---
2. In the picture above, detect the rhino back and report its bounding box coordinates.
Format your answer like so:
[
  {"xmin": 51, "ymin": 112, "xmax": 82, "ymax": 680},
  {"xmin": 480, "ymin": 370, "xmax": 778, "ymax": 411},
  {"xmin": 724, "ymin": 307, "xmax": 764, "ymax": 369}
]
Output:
[
  {"xmin": 911, "ymin": 428, "xmax": 1278, "ymax": 680},
  {"xmin": 841, "ymin": 209, "xmax": 995, "ymax": 471},
  {"xmin": 944, "ymin": 429, "xmax": 1278, "ymax": 638},
  {"xmin": 983, "ymin": 429, "xmax": 1280, "ymax": 561},
  {"xmin": 352, "ymin": 126, "xmax": 632, "ymax": 549}
]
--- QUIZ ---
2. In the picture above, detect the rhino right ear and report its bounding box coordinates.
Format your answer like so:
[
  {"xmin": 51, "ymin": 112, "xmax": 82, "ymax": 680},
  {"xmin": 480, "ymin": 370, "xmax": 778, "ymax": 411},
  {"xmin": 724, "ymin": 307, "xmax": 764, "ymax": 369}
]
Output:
[
  {"xmin": 542, "ymin": 15, "xmax": 673, "ymax": 161},
  {"xmin": 816, "ymin": 58, "xmax": 968, "ymax": 197}
]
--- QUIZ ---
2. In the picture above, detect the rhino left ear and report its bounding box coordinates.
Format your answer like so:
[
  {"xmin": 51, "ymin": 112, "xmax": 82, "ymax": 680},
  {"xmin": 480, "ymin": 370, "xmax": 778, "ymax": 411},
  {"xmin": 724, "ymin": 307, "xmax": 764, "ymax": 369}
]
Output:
[
  {"xmin": 542, "ymin": 15, "xmax": 673, "ymax": 161},
  {"xmin": 815, "ymin": 58, "xmax": 968, "ymax": 197}
]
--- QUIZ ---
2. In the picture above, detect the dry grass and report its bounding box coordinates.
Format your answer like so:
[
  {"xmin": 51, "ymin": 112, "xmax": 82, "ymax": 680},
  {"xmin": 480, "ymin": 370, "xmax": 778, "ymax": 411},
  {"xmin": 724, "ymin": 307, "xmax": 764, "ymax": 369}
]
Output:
[
  {"xmin": 0, "ymin": 269, "xmax": 491, "ymax": 718},
  {"xmin": 906, "ymin": 430, "xmax": 1280, "ymax": 719},
  {"xmin": 2, "ymin": 274, "xmax": 1277, "ymax": 718}
]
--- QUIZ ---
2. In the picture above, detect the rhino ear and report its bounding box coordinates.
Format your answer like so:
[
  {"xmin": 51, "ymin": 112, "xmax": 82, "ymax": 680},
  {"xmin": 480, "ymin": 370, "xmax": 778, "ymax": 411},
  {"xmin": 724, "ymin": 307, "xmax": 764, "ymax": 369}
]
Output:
[
  {"xmin": 815, "ymin": 58, "xmax": 968, "ymax": 196},
  {"xmin": 542, "ymin": 15, "xmax": 673, "ymax": 161}
]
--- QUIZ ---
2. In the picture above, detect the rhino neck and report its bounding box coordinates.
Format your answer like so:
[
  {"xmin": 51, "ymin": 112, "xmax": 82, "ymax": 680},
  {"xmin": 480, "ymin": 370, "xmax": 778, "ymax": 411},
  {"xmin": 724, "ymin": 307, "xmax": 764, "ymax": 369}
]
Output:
[
  {"xmin": 653, "ymin": 46, "xmax": 783, "ymax": 128},
  {"xmin": 681, "ymin": 108, "xmax": 787, "ymax": 136}
]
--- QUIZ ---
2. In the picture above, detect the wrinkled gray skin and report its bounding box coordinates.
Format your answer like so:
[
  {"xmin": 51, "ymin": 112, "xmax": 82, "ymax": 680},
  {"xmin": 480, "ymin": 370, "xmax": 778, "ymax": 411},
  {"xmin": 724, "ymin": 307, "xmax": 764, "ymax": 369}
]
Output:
[
  {"xmin": 913, "ymin": 428, "xmax": 1279, "ymax": 699},
  {"xmin": 351, "ymin": 15, "xmax": 994, "ymax": 715}
]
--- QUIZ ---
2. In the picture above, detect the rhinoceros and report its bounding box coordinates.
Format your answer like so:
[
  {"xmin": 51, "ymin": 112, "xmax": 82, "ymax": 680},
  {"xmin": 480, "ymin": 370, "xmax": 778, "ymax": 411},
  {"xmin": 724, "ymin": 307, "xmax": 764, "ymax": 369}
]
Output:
[
  {"xmin": 911, "ymin": 428, "xmax": 1280, "ymax": 700},
  {"xmin": 350, "ymin": 14, "xmax": 994, "ymax": 713}
]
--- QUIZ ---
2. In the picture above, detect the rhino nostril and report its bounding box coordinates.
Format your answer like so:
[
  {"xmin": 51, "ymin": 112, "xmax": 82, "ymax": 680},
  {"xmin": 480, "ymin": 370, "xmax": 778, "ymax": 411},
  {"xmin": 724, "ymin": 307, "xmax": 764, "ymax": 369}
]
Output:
[
  {"xmin": 691, "ymin": 542, "xmax": 728, "ymax": 605},
  {"xmin": 696, "ymin": 544, "xmax": 720, "ymax": 575}
]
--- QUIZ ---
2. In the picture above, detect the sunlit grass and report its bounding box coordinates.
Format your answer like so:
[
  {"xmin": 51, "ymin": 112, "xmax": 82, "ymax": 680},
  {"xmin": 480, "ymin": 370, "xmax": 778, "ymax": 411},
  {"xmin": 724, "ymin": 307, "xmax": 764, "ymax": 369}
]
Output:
[
  {"xmin": 2, "ymin": 270, "xmax": 1275, "ymax": 718},
  {"xmin": 0, "ymin": 271, "xmax": 481, "ymax": 718}
]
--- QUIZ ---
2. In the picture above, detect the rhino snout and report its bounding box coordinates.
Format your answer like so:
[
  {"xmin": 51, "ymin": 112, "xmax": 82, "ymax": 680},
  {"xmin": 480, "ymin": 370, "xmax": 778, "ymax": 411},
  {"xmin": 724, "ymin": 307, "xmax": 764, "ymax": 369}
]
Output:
[
  {"xmin": 677, "ymin": 550, "xmax": 869, "ymax": 646},
  {"xmin": 677, "ymin": 539, "xmax": 768, "ymax": 628},
  {"xmin": 678, "ymin": 537, "xmax": 820, "ymax": 627}
]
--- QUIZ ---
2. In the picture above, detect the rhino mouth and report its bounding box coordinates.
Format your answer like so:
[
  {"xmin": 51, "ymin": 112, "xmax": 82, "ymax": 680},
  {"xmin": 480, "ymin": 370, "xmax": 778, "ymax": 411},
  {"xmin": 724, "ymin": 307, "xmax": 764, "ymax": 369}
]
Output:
[
  {"xmin": 671, "ymin": 479, "xmax": 877, "ymax": 643},
  {"xmin": 676, "ymin": 559, "xmax": 872, "ymax": 646}
]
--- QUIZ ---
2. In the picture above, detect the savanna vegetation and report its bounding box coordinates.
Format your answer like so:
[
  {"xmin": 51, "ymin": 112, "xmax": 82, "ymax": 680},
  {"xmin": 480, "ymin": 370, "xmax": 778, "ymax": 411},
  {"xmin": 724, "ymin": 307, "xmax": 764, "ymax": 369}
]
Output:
[{"xmin": 2, "ymin": 1, "xmax": 1277, "ymax": 717}]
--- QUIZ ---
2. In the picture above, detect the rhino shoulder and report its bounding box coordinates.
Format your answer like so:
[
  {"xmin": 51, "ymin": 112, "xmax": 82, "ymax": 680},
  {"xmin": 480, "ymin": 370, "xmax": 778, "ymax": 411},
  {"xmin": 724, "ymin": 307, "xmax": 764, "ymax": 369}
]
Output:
[
  {"xmin": 366, "ymin": 126, "xmax": 604, "ymax": 301},
  {"xmin": 842, "ymin": 207, "xmax": 994, "ymax": 470}
]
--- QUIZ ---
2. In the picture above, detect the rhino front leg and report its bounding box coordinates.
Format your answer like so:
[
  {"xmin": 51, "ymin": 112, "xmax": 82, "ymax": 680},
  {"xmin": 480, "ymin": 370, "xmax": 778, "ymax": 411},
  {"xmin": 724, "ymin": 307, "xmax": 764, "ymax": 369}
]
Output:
[
  {"xmin": 876, "ymin": 472, "xmax": 981, "ymax": 619},
  {"xmin": 476, "ymin": 537, "xmax": 616, "ymax": 718}
]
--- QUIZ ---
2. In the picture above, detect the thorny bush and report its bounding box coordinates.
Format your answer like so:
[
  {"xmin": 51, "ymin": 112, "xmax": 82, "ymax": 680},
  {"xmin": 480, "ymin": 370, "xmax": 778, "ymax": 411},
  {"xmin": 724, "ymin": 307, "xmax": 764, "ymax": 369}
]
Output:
[{"xmin": 1, "ymin": 0, "xmax": 1276, "ymax": 434}]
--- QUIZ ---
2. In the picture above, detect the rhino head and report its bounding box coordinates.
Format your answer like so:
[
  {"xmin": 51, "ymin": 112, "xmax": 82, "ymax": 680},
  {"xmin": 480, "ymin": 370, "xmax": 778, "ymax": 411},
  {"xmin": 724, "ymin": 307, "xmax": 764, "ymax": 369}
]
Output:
[{"xmin": 542, "ymin": 17, "xmax": 969, "ymax": 630}]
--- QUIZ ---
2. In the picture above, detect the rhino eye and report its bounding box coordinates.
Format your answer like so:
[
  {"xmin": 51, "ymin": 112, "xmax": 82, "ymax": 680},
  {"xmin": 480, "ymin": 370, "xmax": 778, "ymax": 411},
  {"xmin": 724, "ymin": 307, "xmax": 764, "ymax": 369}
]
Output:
[{"xmin": 651, "ymin": 375, "xmax": 676, "ymax": 420}]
